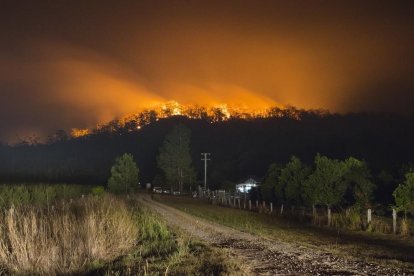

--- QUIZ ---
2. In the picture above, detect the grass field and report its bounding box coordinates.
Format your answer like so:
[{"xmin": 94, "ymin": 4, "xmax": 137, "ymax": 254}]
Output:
[
  {"xmin": 0, "ymin": 186, "xmax": 239, "ymax": 275},
  {"xmin": 157, "ymin": 195, "xmax": 414, "ymax": 271},
  {"xmin": 96, "ymin": 197, "xmax": 242, "ymax": 275}
]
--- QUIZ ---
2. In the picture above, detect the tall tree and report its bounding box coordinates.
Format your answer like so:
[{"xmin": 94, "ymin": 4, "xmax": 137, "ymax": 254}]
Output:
[
  {"xmin": 375, "ymin": 170, "xmax": 395, "ymax": 205},
  {"xmin": 302, "ymin": 172, "xmax": 318, "ymax": 218},
  {"xmin": 157, "ymin": 124, "xmax": 196, "ymax": 193},
  {"xmin": 108, "ymin": 153, "xmax": 139, "ymax": 194},
  {"xmin": 280, "ymin": 156, "xmax": 310, "ymax": 207},
  {"xmin": 393, "ymin": 172, "xmax": 414, "ymax": 218},
  {"xmin": 261, "ymin": 163, "xmax": 283, "ymax": 203},
  {"xmin": 343, "ymin": 157, "xmax": 374, "ymax": 209},
  {"xmin": 304, "ymin": 154, "xmax": 348, "ymax": 225}
]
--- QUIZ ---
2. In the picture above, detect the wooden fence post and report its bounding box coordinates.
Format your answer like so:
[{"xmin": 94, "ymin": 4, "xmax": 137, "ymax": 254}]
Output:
[
  {"xmin": 280, "ymin": 204, "xmax": 284, "ymax": 215},
  {"xmin": 256, "ymin": 200, "xmax": 258, "ymax": 209},
  {"xmin": 270, "ymin": 202, "xmax": 273, "ymax": 213},
  {"xmin": 367, "ymin": 209, "xmax": 372, "ymax": 224},
  {"xmin": 238, "ymin": 199, "xmax": 240, "ymax": 208},
  {"xmin": 249, "ymin": 200, "xmax": 251, "ymax": 210},
  {"xmin": 393, "ymin": 209, "xmax": 397, "ymax": 234},
  {"xmin": 327, "ymin": 208, "xmax": 332, "ymax": 227}
]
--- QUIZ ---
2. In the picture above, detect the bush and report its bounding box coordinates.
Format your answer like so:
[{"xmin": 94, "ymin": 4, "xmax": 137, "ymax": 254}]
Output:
[{"xmin": 91, "ymin": 186, "xmax": 105, "ymax": 197}]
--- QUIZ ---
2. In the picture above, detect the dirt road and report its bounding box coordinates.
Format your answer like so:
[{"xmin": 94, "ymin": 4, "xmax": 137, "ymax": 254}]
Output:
[{"xmin": 138, "ymin": 195, "xmax": 411, "ymax": 275}]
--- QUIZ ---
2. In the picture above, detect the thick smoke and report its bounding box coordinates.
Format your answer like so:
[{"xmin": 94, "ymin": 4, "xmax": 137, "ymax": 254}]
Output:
[{"xmin": 0, "ymin": 0, "xmax": 413, "ymax": 142}]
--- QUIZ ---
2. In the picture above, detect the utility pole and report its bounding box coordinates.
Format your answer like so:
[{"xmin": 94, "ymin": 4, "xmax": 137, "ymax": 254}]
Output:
[{"xmin": 201, "ymin": 153, "xmax": 211, "ymax": 190}]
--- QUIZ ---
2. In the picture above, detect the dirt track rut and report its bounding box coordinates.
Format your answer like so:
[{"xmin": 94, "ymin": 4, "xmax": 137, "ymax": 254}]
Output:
[{"xmin": 138, "ymin": 195, "xmax": 411, "ymax": 275}]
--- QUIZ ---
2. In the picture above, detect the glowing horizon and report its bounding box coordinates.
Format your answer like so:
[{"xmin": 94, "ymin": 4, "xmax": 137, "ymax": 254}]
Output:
[
  {"xmin": 0, "ymin": 1, "xmax": 413, "ymax": 142},
  {"xmin": 70, "ymin": 100, "xmax": 282, "ymax": 138}
]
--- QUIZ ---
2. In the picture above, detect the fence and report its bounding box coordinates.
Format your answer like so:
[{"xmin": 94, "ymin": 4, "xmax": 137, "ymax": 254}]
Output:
[{"xmin": 198, "ymin": 189, "xmax": 414, "ymax": 236}]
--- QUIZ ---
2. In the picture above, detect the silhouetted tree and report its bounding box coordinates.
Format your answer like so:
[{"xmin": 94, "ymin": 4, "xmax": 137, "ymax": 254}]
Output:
[
  {"xmin": 249, "ymin": 186, "xmax": 262, "ymax": 203},
  {"xmin": 375, "ymin": 170, "xmax": 395, "ymax": 205},
  {"xmin": 261, "ymin": 163, "xmax": 283, "ymax": 203},
  {"xmin": 152, "ymin": 173, "xmax": 165, "ymax": 188},
  {"xmin": 304, "ymin": 154, "xmax": 348, "ymax": 225},
  {"xmin": 393, "ymin": 172, "xmax": 414, "ymax": 218},
  {"xmin": 47, "ymin": 130, "xmax": 68, "ymax": 144},
  {"xmin": 221, "ymin": 180, "xmax": 235, "ymax": 193},
  {"xmin": 343, "ymin": 157, "xmax": 374, "ymax": 208},
  {"xmin": 280, "ymin": 156, "xmax": 310, "ymax": 207},
  {"xmin": 108, "ymin": 153, "xmax": 139, "ymax": 193},
  {"xmin": 157, "ymin": 124, "xmax": 196, "ymax": 193},
  {"xmin": 210, "ymin": 108, "xmax": 226, "ymax": 122}
]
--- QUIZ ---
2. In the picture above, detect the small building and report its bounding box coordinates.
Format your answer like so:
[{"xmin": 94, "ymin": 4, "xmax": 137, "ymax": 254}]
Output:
[{"xmin": 236, "ymin": 176, "xmax": 261, "ymax": 193}]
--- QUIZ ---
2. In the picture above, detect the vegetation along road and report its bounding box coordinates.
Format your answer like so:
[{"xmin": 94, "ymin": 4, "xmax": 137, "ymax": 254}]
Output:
[{"xmin": 139, "ymin": 194, "xmax": 413, "ymax": 275}]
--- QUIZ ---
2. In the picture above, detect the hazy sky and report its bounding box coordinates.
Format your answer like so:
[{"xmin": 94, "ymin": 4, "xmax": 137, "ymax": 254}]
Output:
[{"xmin": 1, "ymin": 0, "xmax": 414, "ymax": 141}]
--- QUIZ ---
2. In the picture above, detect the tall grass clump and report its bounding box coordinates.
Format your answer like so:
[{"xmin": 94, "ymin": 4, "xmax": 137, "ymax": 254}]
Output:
[
  {"xmin": 331, "ymin": 208, "xmax": 362, "ymax": 230},
  {"xmin": 0, "ymin": 184, "xmax": 91, "ymax": 207},
  {"xmin": 0, "ymin": 195, "xmax": 138, "ymax": 274}
]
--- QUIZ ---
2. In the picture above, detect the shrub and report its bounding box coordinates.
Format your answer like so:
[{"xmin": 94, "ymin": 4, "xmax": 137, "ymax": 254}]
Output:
[{"xmin": 91, "ymin": 186, "xmax": 105, "ymax": 197}]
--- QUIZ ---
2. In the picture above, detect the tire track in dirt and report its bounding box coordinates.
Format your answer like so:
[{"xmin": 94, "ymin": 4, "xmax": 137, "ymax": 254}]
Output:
[{"xmin": 138, "ymin": 195, "xmax": 412, "ymax": 275}]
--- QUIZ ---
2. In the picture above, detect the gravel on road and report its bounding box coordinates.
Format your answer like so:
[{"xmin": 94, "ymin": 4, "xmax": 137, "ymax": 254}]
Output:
[{"xmin": 139, "ymin": 195, "xmax": 412, "ymax": 276}]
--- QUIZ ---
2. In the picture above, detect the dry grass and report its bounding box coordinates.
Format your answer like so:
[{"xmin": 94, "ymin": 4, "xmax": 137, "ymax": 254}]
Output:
[
  {"xmin": 401, "ymin": 219, "xmax": 410, "ymax": 237},
  {"xmin": 0, "ymin": 195, "xmax": 138, "ymax": 275},
  {"xmin": 93, "ymin": 197, "xmax": 244, "ymax": 275}
]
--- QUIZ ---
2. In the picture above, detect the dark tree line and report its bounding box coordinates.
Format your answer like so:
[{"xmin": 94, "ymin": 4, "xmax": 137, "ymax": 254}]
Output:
[
  {"xmin": 0, "ymin": 111, "xmax": 413, "ymax": 206},
  {"xmin": 256, "ymin": 155, "xmax": 375, "ymax": 224},
  {"xmin": 251, "ymin": 154, "xmax": 414, "ymax": 227}
]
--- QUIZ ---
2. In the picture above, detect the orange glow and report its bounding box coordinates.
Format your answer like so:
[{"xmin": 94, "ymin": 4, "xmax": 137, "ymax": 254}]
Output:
[
  {"xmin": 70, "ymin": 128, "xmax": 90, "ymax": 138},
  {"xmin": 67, "ymin": 100, "xmax": 312, "ymax": 139},
  {"xmin": 73, "ymin": 100, "xmax": 313, "ymax": 139},
  {"xmin": 0, "ymin": 2, "xmax": 412, "ymax": 145}
]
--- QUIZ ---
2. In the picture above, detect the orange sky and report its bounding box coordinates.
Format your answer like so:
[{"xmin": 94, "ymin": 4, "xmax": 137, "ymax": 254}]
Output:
[{"xmin": 0, "ymin": 0, "xmax": 413, "ymax": 141}]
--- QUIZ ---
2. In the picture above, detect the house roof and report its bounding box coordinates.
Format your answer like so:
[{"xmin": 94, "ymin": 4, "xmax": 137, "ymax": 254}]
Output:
[{"xmin": 237, "ymin": 175, "xmax": 262, "ymax": 185}]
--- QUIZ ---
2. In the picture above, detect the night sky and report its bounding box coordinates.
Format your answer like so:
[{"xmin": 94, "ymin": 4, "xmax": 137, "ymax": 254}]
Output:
[{"xmin": 0, "ymin": 0, "xmax": 414, "ymax": 141}]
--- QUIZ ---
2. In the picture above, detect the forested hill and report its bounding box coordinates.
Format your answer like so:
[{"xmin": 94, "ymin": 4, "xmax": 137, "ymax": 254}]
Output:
[{"xmin": 0, "ymin": 112, "xmax": 413, "ymax": 194}]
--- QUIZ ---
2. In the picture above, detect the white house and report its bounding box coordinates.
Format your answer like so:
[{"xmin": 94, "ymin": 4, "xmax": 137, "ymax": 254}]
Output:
[{"xmin": 236, "ymin": 177, "xmax": 260, "ymax": 193}]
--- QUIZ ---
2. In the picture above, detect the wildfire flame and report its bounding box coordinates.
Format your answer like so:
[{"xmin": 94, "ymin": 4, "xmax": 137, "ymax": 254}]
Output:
[
  {"xmin": 69, "ymin": 101, "xmax": 327, "ymax": 139},
  {"xmin": 70, "ymin": 128, "xmax": 90, "ymax": 138}
]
